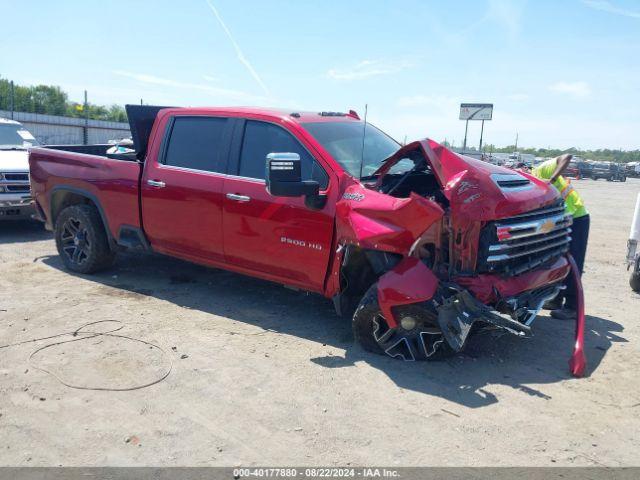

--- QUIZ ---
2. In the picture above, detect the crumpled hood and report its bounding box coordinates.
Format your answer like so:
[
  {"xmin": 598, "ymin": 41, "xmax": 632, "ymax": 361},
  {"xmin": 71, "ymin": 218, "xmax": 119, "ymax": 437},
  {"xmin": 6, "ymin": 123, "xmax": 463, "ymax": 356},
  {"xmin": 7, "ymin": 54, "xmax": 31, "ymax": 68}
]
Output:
[
  {"xmin": 376, "ymin": 139, "xmax": 558, "ymax": 221},
  {"xmin": 0, "ymin": 149, "xmax": 30, "ymax": 172}
]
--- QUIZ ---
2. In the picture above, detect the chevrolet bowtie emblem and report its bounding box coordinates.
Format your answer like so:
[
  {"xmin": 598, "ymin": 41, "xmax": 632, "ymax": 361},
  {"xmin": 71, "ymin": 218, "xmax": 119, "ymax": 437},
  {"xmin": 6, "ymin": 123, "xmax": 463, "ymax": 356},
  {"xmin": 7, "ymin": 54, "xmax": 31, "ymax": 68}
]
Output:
[{"xmin": 539, "ymin": 219, "xmax": 556, "ymax": 234}]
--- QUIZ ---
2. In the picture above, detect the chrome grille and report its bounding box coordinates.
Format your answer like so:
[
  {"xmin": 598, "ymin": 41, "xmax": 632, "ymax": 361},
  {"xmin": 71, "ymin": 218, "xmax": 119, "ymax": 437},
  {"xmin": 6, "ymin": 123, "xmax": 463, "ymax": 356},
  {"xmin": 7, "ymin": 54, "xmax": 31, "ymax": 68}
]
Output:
[
  {"xmin": 5, "ymin": 185, "xmax": 30, "ymax": 193},
  {"xmin": 3, "ymin": 173, "xmax": 29, "ymax": 182},
  {"xmin": 0, "ymin": 172, "xmax": 31, "ymax": 194},
  {"xmin": 478, "ymin": 200, "xmax": 572, "ymax": 276}
]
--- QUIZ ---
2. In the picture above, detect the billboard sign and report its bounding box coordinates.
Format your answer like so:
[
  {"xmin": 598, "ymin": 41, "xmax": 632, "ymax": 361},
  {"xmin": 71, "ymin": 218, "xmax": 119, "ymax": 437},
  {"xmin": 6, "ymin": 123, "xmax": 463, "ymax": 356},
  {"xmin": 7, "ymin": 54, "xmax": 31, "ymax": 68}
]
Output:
[{"xmin": 459, "ymin": 103, "xmax": 493, "ymax": 121}]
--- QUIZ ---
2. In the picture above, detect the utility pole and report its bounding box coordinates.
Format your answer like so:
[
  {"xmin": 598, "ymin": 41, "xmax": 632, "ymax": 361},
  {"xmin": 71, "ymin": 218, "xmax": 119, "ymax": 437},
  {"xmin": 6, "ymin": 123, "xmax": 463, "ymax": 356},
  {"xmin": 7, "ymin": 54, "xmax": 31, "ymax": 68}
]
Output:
[
  {"xmin": 10, "ymin": 80, "xmax": 15, "ymax": 119},
  {"xmin": 514, "ymin": 132, "xmax": 519, "ymax": 151},
  {"xmin": 83, "ymin": 90, "xmax": 89, "ymax": 145},
  {"xmin": 462, "ymin": 119, "xmax": 469, "ymax": 152}
]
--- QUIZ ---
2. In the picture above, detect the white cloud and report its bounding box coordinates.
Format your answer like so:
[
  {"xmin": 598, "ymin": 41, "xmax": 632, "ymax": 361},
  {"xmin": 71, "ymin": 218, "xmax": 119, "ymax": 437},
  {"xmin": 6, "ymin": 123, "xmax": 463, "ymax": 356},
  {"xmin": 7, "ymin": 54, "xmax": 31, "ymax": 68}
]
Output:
[
  {"xmin": 112, "ymin": 70, "xmax": 271, "ymax": 104},
  {"xmin": 203, "ymin": 0, "xmax": 271, "ymax": 96},
  {"xmin": 582, "ymin": 0, "xmax": 640, "ymax": 19},
  {"xmin": 327, "ymin": 59, "xmax": 415, "ymax": 81},
  {"xmin": 548, "ymin": 81, "xmax": 592, "ymax": 98}
]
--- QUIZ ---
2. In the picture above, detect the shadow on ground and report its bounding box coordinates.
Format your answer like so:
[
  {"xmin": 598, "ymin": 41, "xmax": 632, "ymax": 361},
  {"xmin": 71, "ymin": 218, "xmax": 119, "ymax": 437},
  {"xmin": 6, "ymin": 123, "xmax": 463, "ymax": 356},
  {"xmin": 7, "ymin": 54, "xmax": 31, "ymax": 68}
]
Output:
[
  {"xmin": 38, "ymin": 248, "xmax": 626, "ymax": 409},
  {"xmin": 0, "ymin": 220, "xmax": 52, "ymax": 244}
]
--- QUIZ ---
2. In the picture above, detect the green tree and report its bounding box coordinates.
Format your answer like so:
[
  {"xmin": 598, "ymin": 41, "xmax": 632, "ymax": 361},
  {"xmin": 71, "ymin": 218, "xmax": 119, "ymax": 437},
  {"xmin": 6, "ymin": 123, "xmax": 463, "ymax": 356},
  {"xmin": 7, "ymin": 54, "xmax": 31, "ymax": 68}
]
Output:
[{"xmin": 1, "ymin": 76, "xmax": 128, "ymax": 123}]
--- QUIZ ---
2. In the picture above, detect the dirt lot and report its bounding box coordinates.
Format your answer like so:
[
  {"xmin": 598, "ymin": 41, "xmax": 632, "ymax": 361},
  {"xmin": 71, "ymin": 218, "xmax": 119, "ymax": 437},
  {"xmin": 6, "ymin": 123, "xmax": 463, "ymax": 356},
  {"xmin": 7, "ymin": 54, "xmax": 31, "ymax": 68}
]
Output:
[{"xmin": 1, "ymin": 178, "xmax": 639, "ymax": 467}]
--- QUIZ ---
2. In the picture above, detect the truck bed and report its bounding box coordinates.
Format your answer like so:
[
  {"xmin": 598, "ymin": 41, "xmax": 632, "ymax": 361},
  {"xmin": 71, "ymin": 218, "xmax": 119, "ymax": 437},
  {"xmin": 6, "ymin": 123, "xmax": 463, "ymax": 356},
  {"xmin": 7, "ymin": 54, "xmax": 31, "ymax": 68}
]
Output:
[{"xmin": 29, "ymin": 146, "xmax": 142, "ymax": 240}]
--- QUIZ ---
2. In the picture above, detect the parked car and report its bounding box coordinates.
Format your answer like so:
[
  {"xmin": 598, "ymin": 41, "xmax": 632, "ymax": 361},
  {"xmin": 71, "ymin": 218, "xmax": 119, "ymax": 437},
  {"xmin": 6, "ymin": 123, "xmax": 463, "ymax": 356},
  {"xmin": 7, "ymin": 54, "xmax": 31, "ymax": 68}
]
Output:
[
  {"xmin": 578, "ymin": 161, "xmax": 593, "ymax": 179},
  {"xmin": 591, "ymin": 161, "xmax": 626, "ymax": 182},
  {"xmin": 624, "ymin": 162, "xmax": 640, "ymax": 178},
  {"xmin": 564, "ymin": 160, "xmax": 580, "ymax": 179},
  {"xmin": 28, "ymin": 105, "xmax": 586, "ymax": 375},
  {"xmin": 0, "ymin": 118, "xmax": 37, "ymax": 220}
]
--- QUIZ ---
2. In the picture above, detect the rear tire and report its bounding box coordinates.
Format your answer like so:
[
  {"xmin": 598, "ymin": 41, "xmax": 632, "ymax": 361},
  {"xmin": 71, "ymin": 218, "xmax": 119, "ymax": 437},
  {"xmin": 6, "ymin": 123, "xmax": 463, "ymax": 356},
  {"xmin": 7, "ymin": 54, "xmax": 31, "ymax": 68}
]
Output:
[
  {"xmin": 55, "ymin": 204, "xmax": 115, "ymax": 274},
  {"xmin": 352, "ymin": 284, "xmax": 452, "ymax": 361}
]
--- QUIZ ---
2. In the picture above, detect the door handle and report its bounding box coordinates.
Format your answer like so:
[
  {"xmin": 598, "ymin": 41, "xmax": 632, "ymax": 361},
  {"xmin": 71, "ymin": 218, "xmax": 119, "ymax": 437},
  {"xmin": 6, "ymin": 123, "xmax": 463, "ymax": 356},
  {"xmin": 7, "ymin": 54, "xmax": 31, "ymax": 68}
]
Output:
[
  {"xmin": 147, "ymin": 179, "xmax": 166, "ymax": 188},
  {"xmin": 226, "ymin": 193, "xmax": 251, "ymax": 202}
]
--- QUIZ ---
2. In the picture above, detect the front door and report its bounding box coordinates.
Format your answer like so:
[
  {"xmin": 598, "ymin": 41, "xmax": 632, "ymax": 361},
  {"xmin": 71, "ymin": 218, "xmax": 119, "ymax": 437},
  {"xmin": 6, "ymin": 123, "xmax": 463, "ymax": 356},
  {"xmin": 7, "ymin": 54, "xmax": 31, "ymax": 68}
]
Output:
[{"xmin": 222, "ymin": 119, "xmax": 334, "ymax": 292}]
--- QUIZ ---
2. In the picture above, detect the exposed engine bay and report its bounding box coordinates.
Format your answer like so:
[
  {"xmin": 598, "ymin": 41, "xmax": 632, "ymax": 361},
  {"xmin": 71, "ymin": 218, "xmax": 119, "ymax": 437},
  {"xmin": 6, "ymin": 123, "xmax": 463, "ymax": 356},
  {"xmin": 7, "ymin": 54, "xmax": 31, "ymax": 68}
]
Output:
[{"xmin": 334, "ymin": 139, "xmax": 586, "ymax": 376}]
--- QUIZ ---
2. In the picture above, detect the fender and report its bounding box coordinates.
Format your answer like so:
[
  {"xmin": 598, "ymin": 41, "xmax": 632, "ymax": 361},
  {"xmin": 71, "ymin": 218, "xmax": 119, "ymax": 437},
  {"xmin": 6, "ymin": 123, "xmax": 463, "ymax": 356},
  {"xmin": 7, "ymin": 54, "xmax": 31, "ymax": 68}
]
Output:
[
  {"xmin": 49, "ymin": 186, "xmax": 115, "ymax": 245},
  {"xmin": 377, "ymin": 257, "xmax": 439, "ymax": 328},
  {"xmin": 336, "ymin": 182, "xmax": 444, "ymax": 255},
  {"xmin": 568, "ymin": 254, "xmax": 587, "ymax": 377}
]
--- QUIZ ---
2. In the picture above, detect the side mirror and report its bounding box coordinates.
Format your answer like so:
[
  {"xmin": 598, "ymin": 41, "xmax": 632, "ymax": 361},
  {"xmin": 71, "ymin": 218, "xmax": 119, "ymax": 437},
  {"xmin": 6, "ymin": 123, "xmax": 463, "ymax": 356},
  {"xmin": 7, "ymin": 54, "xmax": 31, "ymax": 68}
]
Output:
[{"xmin": 265, "ymin": 152, "xmax": 319, "ymax": 197}]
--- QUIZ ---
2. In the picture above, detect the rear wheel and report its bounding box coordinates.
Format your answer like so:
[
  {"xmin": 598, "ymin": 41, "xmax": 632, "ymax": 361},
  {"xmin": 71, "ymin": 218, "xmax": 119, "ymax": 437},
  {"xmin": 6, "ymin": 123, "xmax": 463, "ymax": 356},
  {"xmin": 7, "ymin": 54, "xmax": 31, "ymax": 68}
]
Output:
[
  {"xmin": 55, "ymin": 204, "xmax": 115, "ymax": 274},
  {"xmin": 352, "ymin": 284, "xmax": 452, "ymax": 361}
]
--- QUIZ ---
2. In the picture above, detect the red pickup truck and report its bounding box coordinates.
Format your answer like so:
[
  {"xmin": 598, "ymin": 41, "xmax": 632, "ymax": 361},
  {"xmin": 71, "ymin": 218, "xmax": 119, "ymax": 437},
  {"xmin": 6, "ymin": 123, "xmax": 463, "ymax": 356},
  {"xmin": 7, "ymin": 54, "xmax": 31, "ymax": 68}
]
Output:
[{"xmin": 29, "ymin": 105, "xmax": 586, "ymax": 375}]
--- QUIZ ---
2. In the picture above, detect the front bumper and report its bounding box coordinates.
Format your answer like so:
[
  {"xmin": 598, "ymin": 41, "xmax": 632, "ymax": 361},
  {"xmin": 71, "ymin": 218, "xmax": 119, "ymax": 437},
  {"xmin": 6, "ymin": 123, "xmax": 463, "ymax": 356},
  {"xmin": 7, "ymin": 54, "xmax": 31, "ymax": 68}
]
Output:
[
  {"xmin": 0, "ymin": 194, "xmax": 35, "ymax": 220},
  {"xmin": 376, "ymin": 254, "xmax": 586, "ymax": 376},
  {"xmin": 455, "ymin": 255, "xmax": 571, "ymax": 304}
]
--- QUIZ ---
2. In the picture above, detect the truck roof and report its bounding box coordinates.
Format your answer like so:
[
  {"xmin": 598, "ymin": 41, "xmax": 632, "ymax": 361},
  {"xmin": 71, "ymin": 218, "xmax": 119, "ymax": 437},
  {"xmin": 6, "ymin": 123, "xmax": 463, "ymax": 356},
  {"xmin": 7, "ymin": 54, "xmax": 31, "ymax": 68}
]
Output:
[
  {"xmin": 157, "ymin": 106, "xmax": 362, "ymax": 124},
  {"xmin": 126, "ymin": 104, "xmax": 362, "ymax": 160}
]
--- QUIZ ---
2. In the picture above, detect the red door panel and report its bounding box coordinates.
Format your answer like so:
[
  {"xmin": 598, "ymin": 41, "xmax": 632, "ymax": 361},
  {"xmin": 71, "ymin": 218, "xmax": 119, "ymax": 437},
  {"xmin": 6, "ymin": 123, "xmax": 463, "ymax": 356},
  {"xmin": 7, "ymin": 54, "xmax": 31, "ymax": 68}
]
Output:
[
  {"xmin": 142, "ymin": 166, "xmax": 225, "ymax": 262},
  {"xmin": 222, "ymin": 177, "xmax": 334, "ymax": 292}
]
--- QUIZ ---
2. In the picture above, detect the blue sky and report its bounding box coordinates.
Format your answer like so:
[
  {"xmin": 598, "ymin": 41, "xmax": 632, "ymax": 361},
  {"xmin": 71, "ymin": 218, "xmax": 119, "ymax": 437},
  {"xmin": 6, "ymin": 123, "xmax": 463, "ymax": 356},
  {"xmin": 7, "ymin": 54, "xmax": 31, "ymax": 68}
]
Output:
[{"xmin": 2, "ymin": 0, "xmax": 639, "ymax": 149}]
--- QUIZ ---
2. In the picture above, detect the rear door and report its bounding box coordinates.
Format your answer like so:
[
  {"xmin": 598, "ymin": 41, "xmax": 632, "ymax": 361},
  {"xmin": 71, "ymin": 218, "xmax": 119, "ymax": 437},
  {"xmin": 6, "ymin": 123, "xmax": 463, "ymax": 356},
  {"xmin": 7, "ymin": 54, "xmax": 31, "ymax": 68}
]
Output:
[
  {"xmin": 141, "ymin": 115, "xmax": 233, "ymax": 263},
  {"xmin": 222, "ymin": 119, "xmax": 334, "ymax": 291}
]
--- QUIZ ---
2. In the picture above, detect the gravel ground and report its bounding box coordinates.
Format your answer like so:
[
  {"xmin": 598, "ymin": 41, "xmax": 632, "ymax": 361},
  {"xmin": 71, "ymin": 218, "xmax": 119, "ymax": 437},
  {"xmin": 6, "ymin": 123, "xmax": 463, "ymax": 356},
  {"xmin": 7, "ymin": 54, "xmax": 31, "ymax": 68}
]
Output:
[{"xmin": 0, "ymin": 178, "xmax": 639, "ymax": 466}]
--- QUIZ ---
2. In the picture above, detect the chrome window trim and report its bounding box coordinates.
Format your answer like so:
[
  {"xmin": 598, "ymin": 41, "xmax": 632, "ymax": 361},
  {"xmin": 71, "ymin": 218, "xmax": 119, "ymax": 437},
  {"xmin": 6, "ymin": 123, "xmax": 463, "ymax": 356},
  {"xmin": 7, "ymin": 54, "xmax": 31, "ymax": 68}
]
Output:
[
  {"xmin": 154, "ymin": 163, "xmax": 226, "ymax": 177},
  {"xmin": 153, "ymin": 164, "xmax": 266, "ymax": 184}
]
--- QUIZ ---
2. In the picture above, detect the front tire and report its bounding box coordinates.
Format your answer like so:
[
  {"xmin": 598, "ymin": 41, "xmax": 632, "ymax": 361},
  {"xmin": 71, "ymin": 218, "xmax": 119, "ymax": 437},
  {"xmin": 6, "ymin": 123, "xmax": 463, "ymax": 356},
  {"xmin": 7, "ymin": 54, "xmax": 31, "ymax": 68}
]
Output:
[
  {"xmin": 55, "ymin": 204, "xmax": 115, "ymax": 274},
  {"xmin": 352, "ymin": 284, "xmax": 452, "ymax": 361}
]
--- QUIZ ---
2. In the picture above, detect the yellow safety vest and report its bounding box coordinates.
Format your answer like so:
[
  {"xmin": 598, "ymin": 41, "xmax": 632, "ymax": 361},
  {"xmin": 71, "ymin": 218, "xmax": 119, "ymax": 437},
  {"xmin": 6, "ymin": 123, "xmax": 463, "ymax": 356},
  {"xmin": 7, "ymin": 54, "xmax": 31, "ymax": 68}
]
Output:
[{"xmin": 532, "ymin": 160, "xmax": 588, "ymax": 218}]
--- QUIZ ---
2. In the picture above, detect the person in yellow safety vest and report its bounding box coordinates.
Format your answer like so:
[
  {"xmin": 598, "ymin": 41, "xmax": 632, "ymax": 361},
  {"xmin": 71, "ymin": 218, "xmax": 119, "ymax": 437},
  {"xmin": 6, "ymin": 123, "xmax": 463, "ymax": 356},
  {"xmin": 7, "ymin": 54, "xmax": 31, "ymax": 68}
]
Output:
[{"xmin": 532, "ymin": 154, "xmax": 589, "ymax": 320}]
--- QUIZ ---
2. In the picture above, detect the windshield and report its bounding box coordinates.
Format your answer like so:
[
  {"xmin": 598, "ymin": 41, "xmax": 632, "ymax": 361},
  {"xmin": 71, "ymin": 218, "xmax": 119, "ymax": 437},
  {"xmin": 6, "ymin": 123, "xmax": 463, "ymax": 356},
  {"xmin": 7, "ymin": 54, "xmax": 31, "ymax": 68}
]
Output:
[
  {"xmin": 0, "ymin": 124, "xmax": 39, "ymax": 150},
  {"xmin": 302, "ymin": 121, "xmax": 411, "ymax": 178}
]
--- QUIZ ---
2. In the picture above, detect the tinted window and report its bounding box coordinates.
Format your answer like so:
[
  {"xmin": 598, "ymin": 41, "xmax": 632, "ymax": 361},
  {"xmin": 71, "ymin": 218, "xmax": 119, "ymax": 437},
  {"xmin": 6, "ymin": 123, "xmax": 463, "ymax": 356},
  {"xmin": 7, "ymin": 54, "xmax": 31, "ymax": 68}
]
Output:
[
  {"xmin": 163, "ymin": 116, "xmax": 228, "ymax": 172},
  {"xmin": 239, "ymin": 120, "xmax": 328, "ymax": 188}
]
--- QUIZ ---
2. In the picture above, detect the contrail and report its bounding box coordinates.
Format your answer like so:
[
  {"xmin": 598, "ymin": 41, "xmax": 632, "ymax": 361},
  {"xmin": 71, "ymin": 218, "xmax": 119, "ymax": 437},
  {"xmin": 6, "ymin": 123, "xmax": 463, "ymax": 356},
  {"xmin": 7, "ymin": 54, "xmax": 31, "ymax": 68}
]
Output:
[{"xmin": 204, "ymin": 0, "xmax": 271, "ymax": 97}]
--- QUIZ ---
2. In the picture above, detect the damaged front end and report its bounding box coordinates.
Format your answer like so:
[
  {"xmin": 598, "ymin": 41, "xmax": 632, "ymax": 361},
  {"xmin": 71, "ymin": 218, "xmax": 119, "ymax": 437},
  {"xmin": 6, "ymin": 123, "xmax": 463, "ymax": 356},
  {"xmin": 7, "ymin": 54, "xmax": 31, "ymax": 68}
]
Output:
[{"xmin": 336, "ymin": 139, "xmax": 586, "ymax": 376}]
